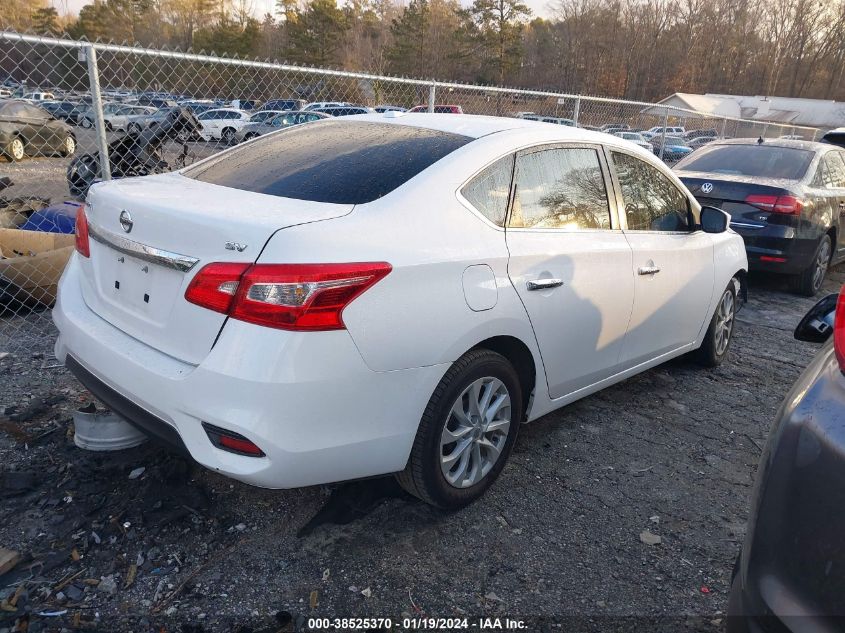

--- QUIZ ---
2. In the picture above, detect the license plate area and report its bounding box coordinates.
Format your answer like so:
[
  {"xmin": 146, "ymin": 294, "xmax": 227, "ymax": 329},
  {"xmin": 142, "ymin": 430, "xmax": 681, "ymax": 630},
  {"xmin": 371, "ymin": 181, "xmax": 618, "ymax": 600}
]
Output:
[{"xmin": 102, "ymin": 249, "xmax": 185, "ymax": 323}]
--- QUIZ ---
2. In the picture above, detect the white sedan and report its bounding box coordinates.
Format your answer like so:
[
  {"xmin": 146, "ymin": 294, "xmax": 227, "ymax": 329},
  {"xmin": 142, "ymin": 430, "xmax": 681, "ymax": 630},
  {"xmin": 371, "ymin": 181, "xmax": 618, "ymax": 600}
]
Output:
[
  {"xmin": 54, "ymin": 114, "xmax": 747, "ymax": 508},
  {"xmin": 195, "ymin": 108, "xmax": 251, "ymax": 143}
]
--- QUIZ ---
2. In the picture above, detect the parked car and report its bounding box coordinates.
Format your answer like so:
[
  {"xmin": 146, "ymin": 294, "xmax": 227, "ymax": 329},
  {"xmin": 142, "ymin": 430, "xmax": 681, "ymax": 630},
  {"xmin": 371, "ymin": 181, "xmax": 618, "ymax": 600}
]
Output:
[
  {"xmin": 374, "ymin": 105, "xmax": 408, "ymax": 113},
  {"xmin": 727, "ymin": 287, "xmax": 845, "ymax": 631},
  {"xmin": 303, "ymin": 101, "xmax": 349, "ymax": 111},
  {"xmin": 600, "ymin": 123, "xmax": 630, "ymax": 132},
  {"xmin": 261, "ymin": 99, "xmax": 306, "ymax": 112},
  {"xmin": 55, "ymin": 114, "xmax": 746, "ymax": 508},
  {"xmin": 684, "ymin": 128, "xmax": 717, "ymax": 140},
  {"xmin": 22, "ymin": 91, "xmax": 55, "ymax": 102},
  {"xmin": 179, "ymin": 101, "xmax": 217, "ymax": 116},
  {"xmin": 136, "ymin": 96, "xmax": 178, "ymax": 109},
  {"xmin": 822, "ymin": 127, "xmax": 845, "ymax": 148},
  {"xmin": 41, "ymin": 100, "xmax": 86, "ymax": 124},
  {"xmin": 96, "ymin": 104, "xmax": 158, "ymax": 132},
  {"xmin": 229, "ymin": 99, "xmax": 259, "ymax": 111},
  {"xmin": 521, "ymin": 114, "xmax": 575, "ymax": 126},
  {"xmin": 195, "ymin": 108, "xmax": 251, "ymax": 143},
  {"xmin": 779, "ymin": 134, "xmax": 804, "ymax": 140},
  {"xmin": 648, "ymin": 125, "xmax": 685, "ymax": 136},
  {"xmin": 0, "ymin": 100, "xmax": 76, "ymax": 161},
  {"xmin": 651, "ymin": 135, "xmax": 694, "ymax": 162},
  {"xmin": 408, "ymin": 104, "xmax": 464, "ymax": 113},
  {"xmin": 313, "ymin": 106, "xmax": 374, "ymax": 117},
  {"xmin": 687, "ymin": 135, "xmax": 718, "ymax": 151},
  {"xmin": 246, "ymin": 110, "xmax": 288, "ymax": 124},
  {"xmin": 613, "ymin": 131, "xmax": 652, "ymax": 151},
  {"xmin": 234, "ymin": 110, "xmax": 328, "ymax": 142},
  {"xmin": 675, "ymin": 139, "xmax": 845, "ymax": 295}
]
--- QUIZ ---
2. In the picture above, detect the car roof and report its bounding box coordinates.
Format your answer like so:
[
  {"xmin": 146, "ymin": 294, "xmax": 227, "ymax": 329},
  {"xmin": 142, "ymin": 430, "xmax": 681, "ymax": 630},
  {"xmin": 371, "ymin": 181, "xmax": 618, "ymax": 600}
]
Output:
[{"xmin": 705, "ymin": 137, "xmax": 831, "ymax": 152}]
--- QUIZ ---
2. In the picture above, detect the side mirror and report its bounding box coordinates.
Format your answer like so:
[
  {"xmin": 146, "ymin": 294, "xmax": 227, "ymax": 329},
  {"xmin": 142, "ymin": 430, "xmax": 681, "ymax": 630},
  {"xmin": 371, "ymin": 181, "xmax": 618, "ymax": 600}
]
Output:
[
  {"xmin": 700, "ymin": 206, "xmax": 729, "ymax": 233},
  {"xmin": 795, "ymin": 293, "xmax": 838, "ymax": 342}
]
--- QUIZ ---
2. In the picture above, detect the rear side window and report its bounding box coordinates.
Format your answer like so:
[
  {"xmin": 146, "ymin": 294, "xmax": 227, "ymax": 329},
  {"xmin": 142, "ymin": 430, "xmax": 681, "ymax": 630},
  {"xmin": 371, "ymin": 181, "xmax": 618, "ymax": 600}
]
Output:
[
  {"xmin": 461, "ymin": 155, "xmax": 514, "ymax": 226},
  {"xmin": 676, "ymin": 144, "xmax": 814, "ymax": 180},
  {"xmin": 185, "ymin": 120, "xmax": 472, "ymax": 204}
]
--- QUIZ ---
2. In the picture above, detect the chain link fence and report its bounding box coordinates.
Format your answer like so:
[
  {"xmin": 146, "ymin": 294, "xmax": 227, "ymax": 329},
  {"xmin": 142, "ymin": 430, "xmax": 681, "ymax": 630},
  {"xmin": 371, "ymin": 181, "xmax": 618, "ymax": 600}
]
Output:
[{"xmin": 0, "ymin": 30, "xmax": 823, "ymax": 355}]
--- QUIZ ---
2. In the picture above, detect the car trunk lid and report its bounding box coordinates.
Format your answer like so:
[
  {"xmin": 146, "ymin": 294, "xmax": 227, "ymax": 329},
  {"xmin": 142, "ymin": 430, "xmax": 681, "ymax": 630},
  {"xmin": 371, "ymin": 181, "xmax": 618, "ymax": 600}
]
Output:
[
  {"xmin": 80, "ymin": 172, "xmax": 353, "ymax": 364},
  {"xmin": 677, "ymin": 171, "xmax": 800, "ymax": 227}
]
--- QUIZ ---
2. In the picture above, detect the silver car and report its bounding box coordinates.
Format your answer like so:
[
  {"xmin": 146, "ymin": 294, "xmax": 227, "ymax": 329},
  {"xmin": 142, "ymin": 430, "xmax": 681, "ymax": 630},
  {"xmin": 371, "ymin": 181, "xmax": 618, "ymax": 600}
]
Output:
[{"xmin": 234, "ymin": 110, "xmax": 329, "ymax": 143}]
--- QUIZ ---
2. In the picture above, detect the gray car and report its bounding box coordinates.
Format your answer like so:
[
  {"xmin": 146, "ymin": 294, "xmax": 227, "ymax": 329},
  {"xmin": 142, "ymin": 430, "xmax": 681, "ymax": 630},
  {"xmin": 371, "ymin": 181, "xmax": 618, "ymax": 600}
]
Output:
[
  {"xmin": 234, "ymin": 110, "xmax": 328, "ymax": 143},
  {"xmin": 728, "ymin": 288, "xmax": 845, "ymax": 629}
]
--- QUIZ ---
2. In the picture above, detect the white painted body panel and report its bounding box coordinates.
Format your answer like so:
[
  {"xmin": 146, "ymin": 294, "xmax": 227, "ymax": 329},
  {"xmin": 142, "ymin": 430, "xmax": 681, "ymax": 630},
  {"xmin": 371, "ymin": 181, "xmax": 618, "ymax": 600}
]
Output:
[{"xmin": 54, "ymin": 113, "xmax": 748, "ymax": 489}]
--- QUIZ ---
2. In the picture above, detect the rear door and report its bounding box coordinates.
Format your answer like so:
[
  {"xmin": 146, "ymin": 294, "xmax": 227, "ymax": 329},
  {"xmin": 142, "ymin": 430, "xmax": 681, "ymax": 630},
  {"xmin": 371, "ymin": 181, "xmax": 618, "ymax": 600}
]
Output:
[
  {"xmin": 821, "ymin": 152, "xmax": 845, "ymax": 259},
  {"xmin": 608, "ymin": 149, "xmax": 714, "ymax": 366},
  {"xmin": 505, "ymin": 144, "xmax": 634, "ymax": 399}
]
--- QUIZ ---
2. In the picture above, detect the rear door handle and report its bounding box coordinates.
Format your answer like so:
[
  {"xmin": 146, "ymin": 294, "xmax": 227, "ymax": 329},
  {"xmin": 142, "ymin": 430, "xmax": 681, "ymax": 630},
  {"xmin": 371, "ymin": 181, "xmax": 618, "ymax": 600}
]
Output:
[
  {"xmin": 638, "ymin": 266, "xmax": 661, "ymax": 275},
  {"xmin": 526, "ymin": 278, "xmax": 564, "ymax": 291}
]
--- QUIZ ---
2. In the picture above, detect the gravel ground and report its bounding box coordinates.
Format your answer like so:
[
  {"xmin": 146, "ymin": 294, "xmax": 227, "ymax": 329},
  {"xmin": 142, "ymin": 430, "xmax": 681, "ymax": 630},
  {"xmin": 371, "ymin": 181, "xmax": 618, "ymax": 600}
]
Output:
[{"xmin": 0, "ymin": 265, "xmax": 842, "ymax": 633}]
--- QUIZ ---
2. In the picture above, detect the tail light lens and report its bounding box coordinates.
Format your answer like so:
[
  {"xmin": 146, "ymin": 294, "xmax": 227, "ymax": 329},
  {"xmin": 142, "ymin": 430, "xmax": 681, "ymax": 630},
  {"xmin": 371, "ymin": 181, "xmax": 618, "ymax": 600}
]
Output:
[
  {"xmin": 834, "ymin": 285, "xmax": 845, "ymax": 373},
  {"xmin": 186, "ymin": 262, "xmax": 392, "ymax": 331},
  {"xmin": 745, "ymin": 194, "xmax": 803, "ymax": 215},
  {"xmin": 75, "ymin": 205, "xmax": 90, "ymax": 258}
]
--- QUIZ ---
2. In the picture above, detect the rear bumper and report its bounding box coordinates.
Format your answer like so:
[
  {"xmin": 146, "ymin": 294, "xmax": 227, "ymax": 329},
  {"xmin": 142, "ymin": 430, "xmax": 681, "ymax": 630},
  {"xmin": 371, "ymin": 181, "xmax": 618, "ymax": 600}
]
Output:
[
  {"xmin": 731, "ymin": 225, "xmax": 817, "ymax": 274},
  {"xmin": 54, "ymin": 255, "xmax": 448, "ymax": 488}
]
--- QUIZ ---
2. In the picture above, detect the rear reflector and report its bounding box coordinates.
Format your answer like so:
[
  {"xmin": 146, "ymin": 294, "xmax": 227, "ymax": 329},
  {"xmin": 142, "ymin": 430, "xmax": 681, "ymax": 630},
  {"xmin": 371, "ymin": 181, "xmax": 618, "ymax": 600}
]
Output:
[
  {"xmin": 745, "ymin": 194, "xmax": 803, "ymax": 215},
  {"xmin": 75, "ymin": 205, "xmax": 90, "ymax": 258},
  {"xmin": 760, "ymin": 255, "xmax": 787, "ymax": 263},
  {"xmin": 186, "ymin": 262, "xmax": 392, "ymax": 331},
  {"xmin": 202, "ymin": 422, "xmax": 265, "ymax": 457},
  {"xmin": 834, "ymin": 286, "xmax": 845, "ymax": 374}
]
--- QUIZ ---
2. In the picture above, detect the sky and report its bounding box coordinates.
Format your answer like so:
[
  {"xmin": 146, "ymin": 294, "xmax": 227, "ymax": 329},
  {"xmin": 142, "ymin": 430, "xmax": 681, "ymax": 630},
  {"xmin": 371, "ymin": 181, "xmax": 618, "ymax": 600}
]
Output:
[{"xmin": 57, "ymin": 0, "xmax": 554, "ymax": 22}]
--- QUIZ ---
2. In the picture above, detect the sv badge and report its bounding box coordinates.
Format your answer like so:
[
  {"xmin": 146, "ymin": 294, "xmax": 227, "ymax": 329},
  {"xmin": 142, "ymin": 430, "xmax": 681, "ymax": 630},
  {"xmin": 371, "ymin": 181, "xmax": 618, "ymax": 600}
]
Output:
[{"xmin": 225, "ymin": 241, "xmax": 248, "ymax": 252}]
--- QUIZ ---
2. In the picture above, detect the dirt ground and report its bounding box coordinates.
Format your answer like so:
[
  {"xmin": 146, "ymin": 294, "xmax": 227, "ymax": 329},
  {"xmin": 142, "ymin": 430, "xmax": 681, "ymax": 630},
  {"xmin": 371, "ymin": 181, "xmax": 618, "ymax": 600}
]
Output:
[{"xmin": 1, "ymin": 262, "xmax": 842, "ymax": 632}]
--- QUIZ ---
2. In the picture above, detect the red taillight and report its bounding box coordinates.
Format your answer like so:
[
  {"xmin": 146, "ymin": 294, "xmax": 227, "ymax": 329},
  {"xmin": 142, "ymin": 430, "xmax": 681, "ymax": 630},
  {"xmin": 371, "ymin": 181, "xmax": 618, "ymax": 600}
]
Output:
[
  {"xmin": 186, "ymin": 262, "xmax": 392, "ymax": 331},
  {"xmin": 184, "ymin": 262, "xmax": 250, "ymax": 314},
  {"xmin": 834, "ymin": 285, "xmax": 845, "ymax": 373},
  {"xmin": 75, "ymin": 205, "xmax": 90, "ymax": 258},
  {"xmin": 745, "ymin": 194, "xmax": 803, "ymax": 215}
]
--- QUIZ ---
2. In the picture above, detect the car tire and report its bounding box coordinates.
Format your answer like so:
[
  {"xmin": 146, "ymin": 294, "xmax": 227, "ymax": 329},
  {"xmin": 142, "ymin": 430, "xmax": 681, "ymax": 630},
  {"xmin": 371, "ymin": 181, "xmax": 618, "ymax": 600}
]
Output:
[
  {"xmin": 221, "ymin": 128, "xmax": 236, "ymax": 144},
  {"xmin": 5, "ymin": 137, "xmax": 25, "ymax": 162},
  {"xmin": 81, "ymin": 117, "xmax": 92, "ymax": 129},
  {"xmin": 127, "ymin": 123, "xmax": 142, "ymax": 136},
  {"xmin": 395, "ymin": 348, "xmax": 522, "ymax": 509},
  {"xmin": 60, "ymin": 135, "xmax": 76, "ymax": 157},
  {"xmin": 695, "ymin": 279, "xmax": 738, "ymax": 368},
  {"xmin": 792, "ymin": 234, "xmax": 831, "ymax": 297},
  {"xmin": 104, "ymin": 121, "xmax": 113, "ymax": 132}
]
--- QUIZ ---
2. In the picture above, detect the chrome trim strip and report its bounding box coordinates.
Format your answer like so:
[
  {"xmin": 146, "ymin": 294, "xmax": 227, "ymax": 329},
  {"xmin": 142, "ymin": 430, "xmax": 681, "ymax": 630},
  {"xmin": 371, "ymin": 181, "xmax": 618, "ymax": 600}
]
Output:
[
  {"xmin": 730, "ymin": 221, "xmax": 765, "ymax": 230},
  {"xmin": 88, "ymin": 224, "xmax": 199, "ymax": 272}
]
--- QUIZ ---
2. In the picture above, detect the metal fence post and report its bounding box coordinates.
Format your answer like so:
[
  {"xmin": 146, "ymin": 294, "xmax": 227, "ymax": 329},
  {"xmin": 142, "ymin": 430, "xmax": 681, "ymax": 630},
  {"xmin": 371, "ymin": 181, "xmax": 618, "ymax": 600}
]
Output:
[
  {"xmin": 572, "ymin": 97, "xmax": 581, "ymax": 127},
  {"xmin": 84, "ymin": 43, "xmax": 111, "ymax": 181},
  {"xmin": 762, "ymin": 123, "xmax": 769, "ymax": 139},
  {"xmin": 720, "ymin": 117, "xmax": 727, "ymax": 138},
  {"xmin": 427, "ymin": 82, "xmax": 436, "ymax": 113},
  {"xmin": 659, "ymin": 106, "xmax": 669, "ymax": 161}
]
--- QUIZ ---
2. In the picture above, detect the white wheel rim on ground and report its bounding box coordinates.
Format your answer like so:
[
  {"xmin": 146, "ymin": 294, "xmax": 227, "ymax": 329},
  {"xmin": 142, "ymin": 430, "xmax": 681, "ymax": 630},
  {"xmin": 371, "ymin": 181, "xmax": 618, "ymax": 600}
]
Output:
[
  {"xmin": 440, "ymin": 376, "xmax": 511, "ymax": 488},
  {"xmin": 10, "ymin": 138, "xmax": 24, "ymax": 160}
]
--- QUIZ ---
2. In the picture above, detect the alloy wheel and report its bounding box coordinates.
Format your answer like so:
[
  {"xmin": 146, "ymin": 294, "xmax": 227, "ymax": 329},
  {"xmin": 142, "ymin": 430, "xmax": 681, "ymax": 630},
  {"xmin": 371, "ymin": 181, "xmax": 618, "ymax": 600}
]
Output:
[
  {"xmin": 440, "ymin": 377, "xmax": 511, "ymax": 488},
  {"xmin": 64, "ymin": 136, "xmax": 75, "ymax": 155},
  {"xmin": 714, "ymin": 289, "xmax": 735, "ymax": 356},
  {"xmin": 9, "ymin": 138, "xmax": 24, "ymax": 161},
  {"xmin": 812, "ymin": 238, "xmax": 831, "ymax": 292}
]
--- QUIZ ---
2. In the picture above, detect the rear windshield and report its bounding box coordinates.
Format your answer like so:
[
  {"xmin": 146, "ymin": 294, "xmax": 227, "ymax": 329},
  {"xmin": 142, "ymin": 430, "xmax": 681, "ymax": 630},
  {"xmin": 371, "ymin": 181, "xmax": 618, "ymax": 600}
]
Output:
[
  {"xmin": 185, "ymin": 120, "xmax": 472, "ymax": 204},
  {"xmin": 676, "ymin": 144, "xmax": 814, "ymax": 180}
]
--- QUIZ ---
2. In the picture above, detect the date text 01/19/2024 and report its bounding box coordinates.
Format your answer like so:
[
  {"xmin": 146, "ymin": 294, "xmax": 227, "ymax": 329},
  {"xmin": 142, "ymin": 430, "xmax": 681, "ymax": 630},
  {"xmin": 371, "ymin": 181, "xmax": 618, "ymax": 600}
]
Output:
[{"xmin": 306, "ymin": 617, "xmax": 528, "ymax": 630}]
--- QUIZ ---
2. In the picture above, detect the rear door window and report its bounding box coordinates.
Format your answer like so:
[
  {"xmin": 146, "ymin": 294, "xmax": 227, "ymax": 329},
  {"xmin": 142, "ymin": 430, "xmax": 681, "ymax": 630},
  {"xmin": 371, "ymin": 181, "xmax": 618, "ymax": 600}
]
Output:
[
  {"xmin": 185, "ymin": 120, "xmax": 472, "ymax": 204},
  {"xmin": 509, "ymin": 146, "xmax": 612, "ymax": 230},
  {"xmin": 612, "ymin": 151, "xmax": 690, "ymax": 232}
]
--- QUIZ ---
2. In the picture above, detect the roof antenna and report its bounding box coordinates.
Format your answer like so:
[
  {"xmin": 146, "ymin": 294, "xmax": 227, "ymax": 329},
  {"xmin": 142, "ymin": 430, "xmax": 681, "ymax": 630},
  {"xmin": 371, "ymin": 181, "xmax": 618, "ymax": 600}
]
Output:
[{"xmin": 757, "ymin": 136, "xmax": 765, "ymax": 144}]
